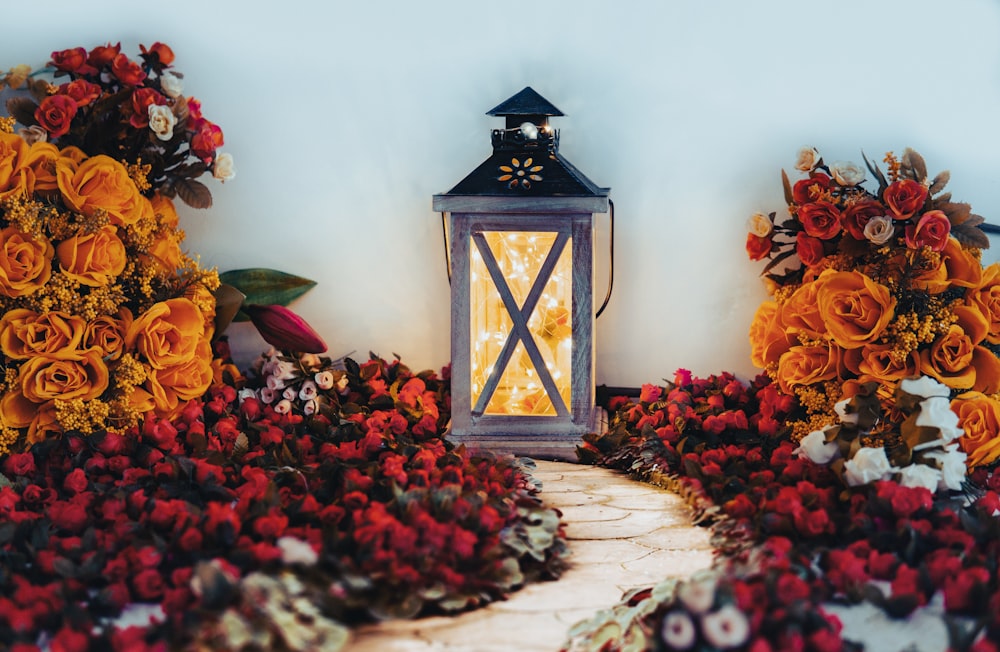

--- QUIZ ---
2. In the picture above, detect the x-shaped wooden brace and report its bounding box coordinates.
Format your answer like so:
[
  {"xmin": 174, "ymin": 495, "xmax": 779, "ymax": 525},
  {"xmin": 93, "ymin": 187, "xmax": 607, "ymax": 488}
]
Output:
[{"xmin": 471, "ymin": 231, "xmax": 571, "ymax": 418}]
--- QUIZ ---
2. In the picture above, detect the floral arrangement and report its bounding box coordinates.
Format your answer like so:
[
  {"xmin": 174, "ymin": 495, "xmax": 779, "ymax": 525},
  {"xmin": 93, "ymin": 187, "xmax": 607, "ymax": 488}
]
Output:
[
  {"xmin": 0, "ymin": 120, "xmax": 219, "ymax": 453},
  {"xmin": 571, "ymin": 370, "xmax": 1000, "ymax": 651},
  {"xmin": 2, "ymin": 42, "xmax": 233, "ymax": 208},
  {"xmin": 745, "ymin": 147, "xmax": 1000, "ymax": 480}
]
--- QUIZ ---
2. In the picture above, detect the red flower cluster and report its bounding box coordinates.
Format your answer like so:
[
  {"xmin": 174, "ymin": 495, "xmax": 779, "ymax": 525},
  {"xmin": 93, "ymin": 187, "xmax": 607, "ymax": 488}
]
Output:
[{"xmin": 0, "ymin": 346, "xmax": 567, "ymax": 648}]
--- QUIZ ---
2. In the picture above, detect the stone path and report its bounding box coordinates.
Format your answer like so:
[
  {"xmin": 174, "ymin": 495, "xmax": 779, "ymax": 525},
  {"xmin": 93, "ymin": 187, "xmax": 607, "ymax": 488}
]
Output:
[{"xmin": 348, "ymin": 460, "xmax": 715, "ymax": 651}]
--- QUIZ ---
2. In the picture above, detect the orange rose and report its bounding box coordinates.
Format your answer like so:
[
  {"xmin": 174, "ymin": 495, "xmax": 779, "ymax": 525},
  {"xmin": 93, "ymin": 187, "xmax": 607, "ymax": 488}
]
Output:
[
  {"xmin": 150, "ymin": 192, "xmax": 179, "ymax": 229},
  {"xmin": 750, "ymin": 301, "xmax": 794, "ymax": 369},
  {"xmin": 920, "ymin": 324, "xmax": 1000, "ymax": 393},
  {"xmin": 0, "ymin": 227, "xmax": 54, "ymax": 298},
  {"xmin": 776, "ymin": 342, "xmax": 841, "ymax": 394},
  {"xmin": 952, "ymin": 392, "xmax": 1000, "ymax": 467},
  {"xmin": 0, "ymin": 309, "xmax": 86, "ymax": 359},
  {"xmin": 126, "ymin": 297, "xmax": 205, "ymax": 369},
  {"xmin": 0, "ymin": 131, "xmax": 28, "ymax": 199},
  {"xmin": 0, "ymin": 389, "xmax": 36, "ymax": 428},
  {"xmin": 56, "ymin": 225, "xmax": 127, "ymax": 287},
  {"xmin": 911, "ymin": 237, "xmax": 982, "ymax": 294},
  {"xmin": 780, "ymin": 281, "xmax": 825, "ymax": 340},
  {"xmin": 57, "ymin": 154, "xmax": 147, "ymax": 226},
  {"xmin": 967, "ymin": 263, "xmax": 1000, "ymax": 344},
  {"xmin": 843, "ymin": 341, "xmax": 919, "ymax": 383},
  {"xmin": 26, "ymin": 401, "xmax": 60, "ymax": 446},
  {"xmin": 817, "ymin": 270, "xmax": 895, "ymax": 349},
  {"xmin": 19, "ymin": 142, "xmax": 61, "ymax": 196},
  {"xmin": 83, "ymin": 309, "xmax": 132, "ymax": 361},
  {"xmin": 147, "ymin": 339, "xmax": 214, "ymax": 416},
  {"xmin": 19, "ymin": 348, "xmax": 109, "ymax": 403},
  {"xmin": 145, "ymin": 231, "xmax": 184, "ymax": 276}
]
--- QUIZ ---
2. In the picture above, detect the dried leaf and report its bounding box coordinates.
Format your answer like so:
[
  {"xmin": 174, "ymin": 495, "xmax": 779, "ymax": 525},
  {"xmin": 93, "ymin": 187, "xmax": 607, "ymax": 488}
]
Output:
[
  {"xmin": 941, "ymin": 201, "xmax": 973, "ymax": 225},
  {"xmin": 781, "ymin": 169, "xmax": 794, "ymax": 205},
  {"xmin": 929, "ymin": 170, "xmax": 950, "ymax": 195},
  {"xmin": 862, "ymin": 151, "xmax": 888, "ymax": 192},
  {"xmin": 760, "ymin": 249, "xmax": 795, "ymax": 275},
  {"xmin": 233, "ymin": 432, "xmax": 249, "ymax": 460},
  {"xmin": 902, "ymin": 148, "xmax": 928, "ymax": 182},
  {"xmin": 212, "ymin": 283, "xmax": 246, "ymax": 333},
  {"xmin": 5, "ymin": 96, "xmax": 37, "ymax": 126},
  {"xmin": 952, "ymin": 221, "xmax": 991, "ymax": 250},
  {"xmin": 174, "ymin": 178, "xmax": 213, "ymax": 209}
]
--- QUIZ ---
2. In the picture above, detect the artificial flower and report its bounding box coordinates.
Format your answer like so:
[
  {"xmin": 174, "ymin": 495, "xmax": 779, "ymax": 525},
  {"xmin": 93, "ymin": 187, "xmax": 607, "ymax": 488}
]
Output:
[
  {"xmin": 843, "ymin": 447, "xmax": 893, "ymax": 486},
  {"xmin": 793, "ymin": 428, "xmax": 839, "ymax": 464}
]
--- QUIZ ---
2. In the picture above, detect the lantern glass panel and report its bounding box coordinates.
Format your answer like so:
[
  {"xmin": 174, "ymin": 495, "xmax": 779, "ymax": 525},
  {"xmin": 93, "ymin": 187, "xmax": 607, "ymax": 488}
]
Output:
[{"xmin": 469, "ymin": 230, "xmax": 573, "ymax": 416}]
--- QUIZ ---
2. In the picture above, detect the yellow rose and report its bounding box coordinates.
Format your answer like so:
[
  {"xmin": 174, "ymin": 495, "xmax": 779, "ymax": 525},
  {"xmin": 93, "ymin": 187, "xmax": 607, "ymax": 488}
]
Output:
[
  {"xmin": 0, "ymin": 131, "xmax": 28, "ymax": 199},
  {"xmin": 748, "ymin": 300, "xmax": 793, "ymax": 369},
  {"xmin": 776, "ymin": 342, "xmax": 841, "ymax": 394},
  {"xmin": 967, "ymin": 263, "xmax": 1000, "ymax": 344},
  {"xmin": 56, "ymin": 225, "xmax": 127, "ymax": 287},
  {"xmin": 57, "ymin": 154, "xmax": 146, "ymax": 226},
  {"xmin": 19, "ymin": 349, "xmax": 109, "ymax": 403},
  {"xmin": 83, "ymin": 309, "xmax": 132, "ymax": 361},
  {"xmin": 920, "ymin": 324, "xmax": 1000, "ymax": 393},
  {"xmin": 147, "ymin": 339, "xmax": 214, "ymax": 416},
  {"xmin": 0, "ymin": 309, "xmax": 86, "ymax": 360},
  {"xmin": 952, "ymin": 392, "xmax": 1000, "ymax": 467},
  {"xmin": 817, "ymin": 270, "xmax": 895, "ymax": 349},
  {"xmin": 126, "ymin": 297, "xmax": 205, "ymax": 369},
  {"xmin": 0, "ymin": 227, "xmax": 53, "ymax": 298}
]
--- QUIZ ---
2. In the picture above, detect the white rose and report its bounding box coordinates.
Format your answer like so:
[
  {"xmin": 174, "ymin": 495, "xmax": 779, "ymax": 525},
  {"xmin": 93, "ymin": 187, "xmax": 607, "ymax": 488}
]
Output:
[
  {"xmin": 273, "ymin": 360, "xmax": 297, "ymax": 381},
  {"xmin": 315, "ymin": 370, "xmax": 335, "ymax": 390},
  {"xmin": 863, "ymin": 216, "xmax": 895, "ymax": 245},
  {"xmin": 282, "ymin": 386, "xmax": 297, "ymax": 401},
  {"xmin": 900, "ymin": 376, "xmax": 951, "ymax": 399},
  {"xmin": 795, "ymin": 147, "xmax": 821, "ymax": 172},
  {"xmin": 897, "ymin": 463, "xmax": 942, "ymax": 493},
  {"xmin": 660, "ymin": 611, "xmax": 696, "ymax": 651},
  {"xmin": 834, "ymin": 398, "xmax": 859, "ymax": 425},
  {"xmin": 701, "ymin": 605, "xmax": 750, "ymax": 649},
  {"xmin": 147, "ymin": 104, "xmax": 177, "ymax": 142},
  {"xmin": 299, "ymin": 380, "xmax": 318, "ymax": 401},
  {"xmin": 924, "ymin": 443, "xmax": 968, "ymax": 492},
  {"xmin": 274, "ymin": 399, "xmax": 293, "ymax": 414},
  {"xmin": 159, "ymin": 71, "xmax": 183, "ymax": 98},
  {"xmin": 916, "ymin": 396, "xmax": 963, "ymax": 443},
  {"xmin": 844, "ymin": 447, "xmax": 894, "ymax": 486},
  {"xmin": 676, "ymin": 572, "xmax": 716, "ymax": 614},
  {"xmin": 793, "ymin": 428, "xmax": 840, "ymax": 464},
  {"xmin": 303, "ymin": 398, "xmax": 318, "ymax": 416},
  {"xmin": 237, "ymin": 388, "xmax": 257, "ymax": 405},
  {"xmin": 266, "ymin": 375, "xmax": 286, "ymax": 391},
  {"xmin": 277, "ymin": 536, "xmax": 318, "ymax": 566},
  {"xmin": 746, "ymin": 212, "xmax": 773, "ymax": 238},
  {"xmin": 829, "ymin": 161, "xmax": 866, "ymax": 186},
  {"xmin": 213, "ymin": 152, "xmax": 236, "ymax": 182},
  {"xmin": 259, "ymin": 387, "xmax": 276, "ymax": 404}
]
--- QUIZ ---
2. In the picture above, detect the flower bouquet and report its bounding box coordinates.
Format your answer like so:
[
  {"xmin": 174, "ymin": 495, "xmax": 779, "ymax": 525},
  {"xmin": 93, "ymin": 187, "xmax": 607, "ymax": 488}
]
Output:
[{"xmin": 746, "ymin": 147, "xmax": 1000, "ymax": 486}]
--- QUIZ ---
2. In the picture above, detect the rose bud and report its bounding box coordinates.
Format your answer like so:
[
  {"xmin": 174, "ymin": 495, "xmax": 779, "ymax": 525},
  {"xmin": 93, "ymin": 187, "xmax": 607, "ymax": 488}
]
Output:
[{"xmin": 244, "ymin": 304, "xmax": 327, "ymax": 354}]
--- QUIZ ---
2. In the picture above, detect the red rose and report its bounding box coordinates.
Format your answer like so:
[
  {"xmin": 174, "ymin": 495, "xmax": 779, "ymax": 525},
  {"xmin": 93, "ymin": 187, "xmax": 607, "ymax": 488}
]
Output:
[
  {"xmin": 111, "ymin": 53, "xmax": 147, "ymax": 86},
  {"xmin": 87, "ymin": 42, "xmax": 121, "ymax": 68},
  {"xmin": 794, "ymin": 508, "xmax": 831, "ymax": 537},
  {"xmin": 21, "ymin": 484, "xmax": 54, "ymax": 506},
  {"xmin": 204, "ymin": 502, "xmax": 241, "ymax": 539},
  {"xmin": 190, "ymin": 121, "xmax": 225, "ymax": 163},
  {"xmin": 131, "ymin": 569, "xmax": 165, "ymax": 601},
  {"xmin": 178, "ymin": 527, "xmax": 204, "ymax": 552},
  {"xmin": 240, "ymin": 396, "xmax": 263, "ymax": 421},
  {"xmin": 50, "ymin": 48, "xmax": 95, "ymax": 75},
  {"xmin": 140, "ymin": 42, "xmax": 175, "ymax": 67},
  {"xmin": 62, "ymin": 468, "xmax": 89, "ymax": 494},
  {"xmin": 723, "ymin": 493, "xmax": 756, "ymax": 519},
  {"xmin": 842, "ymin": 200, "xmax": 885, "ymax": 240},
  {"xmin": 883, "ymin": 179, "xmax": 928, "ymax": 220},
  {"xmin": 943, "ymin": 567, "xmax": 990, "ymax": 614},
  {"xmin": 142, "ymin": 416, "xmax": 179, "ymax": 451},
  {"xmin": 129, "ymin": 87, "xmax": 167, "ymax": 129},
  {"xmin": 889, "ymin": 484, "xmax": 932, "ymax": 518},
  {"xmin": 891, "ymin": 564, "xmax": 927, "ymax": 606},
  {"xmin": 639, "ymin": 383, "xmax": 662, "ymax": 404},
  {"xmin": 59, "ymin": 79, "xmax": 102, "ymax": 107},
  {"xmin": 775, "ymin": 572, "xmax": 811, "ymax": 604},
  {"xmin": 905, "ymin": 210, "xmax": 951, "ymax": 252},
  {"xmin": 49, "ymin": 626, "xmax": 90, "ymax": 652},
  {"xmin": 792, "ymin": 173, "xmax": 831, "ymax": 204},
  {"xmin": 252, "ymin": 511, "xmax": 289, "ymax": 540},
  {"xmin": 798, "ymin": 201, "xmax": 842, "ymax": 239},
  {"xmin": 796, "ymin": 233, "xmax": 825, "ymax": 267},
  {"xmin": 3, "ymin": 452, "xmax": 36, "ymax": 477},
  {"xmin": 48, "ymin": 501, "xmax": 88, "ymax": 533},
  {"xmin": 94, "ymin": 432, "xmax": 127, "ymax": 456},
  {"xmin": 35, "ymin": 95, "xmax": 78, "ymax": 138}
]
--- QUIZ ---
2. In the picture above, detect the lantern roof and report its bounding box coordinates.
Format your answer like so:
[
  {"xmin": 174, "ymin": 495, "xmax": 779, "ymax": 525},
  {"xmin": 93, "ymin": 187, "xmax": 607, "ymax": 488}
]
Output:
[{"xmin": 486, "ymin": 86, "xmax": 564, "ymax": 118}]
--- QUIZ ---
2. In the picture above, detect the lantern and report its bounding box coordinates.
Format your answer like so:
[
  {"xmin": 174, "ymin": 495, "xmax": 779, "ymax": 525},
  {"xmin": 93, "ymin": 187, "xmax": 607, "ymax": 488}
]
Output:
[{"xmin": 434, "ymin": 87, "xmax": 612, "ymax": 460}]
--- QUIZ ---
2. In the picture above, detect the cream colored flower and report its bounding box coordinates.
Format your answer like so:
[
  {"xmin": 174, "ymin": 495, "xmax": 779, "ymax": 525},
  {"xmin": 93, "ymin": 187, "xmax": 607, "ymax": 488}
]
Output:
[
  {"xmin": 795, "ymin": 146, "xmax": 821, "ymax": 172},
  {"xmin": 897, "ymin": 463, "xmax": 942, "ymax": 492},
  {"xmin": 901, "ymin": 375, "xmax": 951, "ymax": 399},
  {"xmin": 844, "ymin": 447, "xmax": 894, "ymax": 486},
  {"xmin": 277, "ymin": 536, "xmax": 318, "ymax": 566},
  {"xmin": 829, "ymin": 160, "xmax": 866, "ymax": 186},
  {"xmin": 863, "ymin": 215, "xmax": 895, "ymax": 245},
  {"xmin": 746, "ymin": 212, "xmax": 773, "ymax": 238},
  {"xmin": 18, "ymin": 125, "xmax": 47, "ymax": 145},
  {"xmin": 299, "ymin": 379, "xmax": 318, "ymax": 401},
  {"xmin": 148, "ymin": 104, "xmax": 177, "ymax": 142},
  {"xmin": 701, "ymin": 605, "xmax": 750, "ymax": 649},
  {"xmin": 660, "ymin": 611, "xmax": 696, "ymax": 650},
  {"xmin": 915, "ymin": 396, "xmax": 963, "ymax": 443},
  {"xmin": 159, "ymin": 71, "xmax": 183, "ymax": 98},
  {"xmin": 794, "ymin": 428, "xmax": 840, "ymax": 464},
  {"xmin": 213, "ymin": 152, "xmax": 236, "ymax": 182},
  {"xmin": 274, "ymin": 399, "xmax": 292, "ymax": 414},
  {"xmin": 282, "ymin": 386, "xmax": 297, "ymax": 402},
  {"xmin": 924, "ymin": 443, "xmax": 968, "ymax": 491},
  {"xmin": 315, "ymin": 370, "xmax": 335, "ymax": 390},
  {"xmin": 834, "ymin": 398, "xmax": 859, "ymax": 425},
  {"xmin": 676, "ymin": 572, "xmax": 716, "ymax": 614}
]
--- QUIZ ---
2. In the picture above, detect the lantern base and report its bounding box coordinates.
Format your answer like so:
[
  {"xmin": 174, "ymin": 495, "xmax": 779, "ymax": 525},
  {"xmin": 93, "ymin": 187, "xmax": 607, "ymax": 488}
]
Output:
[{"xmin": 446, "ymin": 408, "xmax": 608, "ymax": 462}]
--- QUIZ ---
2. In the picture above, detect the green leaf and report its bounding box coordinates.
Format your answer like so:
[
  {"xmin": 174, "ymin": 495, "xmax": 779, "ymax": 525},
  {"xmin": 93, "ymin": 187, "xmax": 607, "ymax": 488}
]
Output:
[{"xmin": 220, "ymin": 268, "xmax": 317, "ymax": 321}]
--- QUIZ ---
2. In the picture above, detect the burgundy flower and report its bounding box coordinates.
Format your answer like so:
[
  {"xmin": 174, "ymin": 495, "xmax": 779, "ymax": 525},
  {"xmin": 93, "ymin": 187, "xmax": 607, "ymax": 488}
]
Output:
[
  {"xmin": 3, "ymin": 452, "xmax": 36, "ymax": 477},
  {"xmin": 131, "ymin": 569, "xmax": 165, "ymax": 601}
]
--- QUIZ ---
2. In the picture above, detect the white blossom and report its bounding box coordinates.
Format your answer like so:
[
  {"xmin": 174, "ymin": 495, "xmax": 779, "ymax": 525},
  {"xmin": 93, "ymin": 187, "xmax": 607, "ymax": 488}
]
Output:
[
  {"xmin": 701, "ymin": 605, "xmax": 750, "ymax": 649},
  {"xmin": 277, "ymin": 536, "xmax": 318, "ymax": 566},
  {"xmin": 844, "ymin": 447, "xmax": 895, "ymax": 486},
  {"xmin": 794, "ymin": 147, "xmax": 821, "ymax": 172},
  {"xmin": 794, "ymin": 428, "xmax": 840, "ymax": 464},
  {"xmin": 863, "ymin": 215, "xmax": 895, "ymax": 245},
  {"xmin": 924, "ymin": 443, "xmax": 968, "ymax": 492},
  {"xmin": 897, "ymin": 463, "xmax": 942, "ymax": 493},
  {"xmin": 829, "ymin": 160, "xmax": 866, "ymax": 186},
  {"xmin": 915, "ymin": 396, "xmax": 963, "ymax": 443},
  {"xmin": 299, "ymin": 380, "xmax": 318, "ymax": 401},
  {"xmin": 147, "ymin": 104, "xmax": 177, "ymax": 141},
  {"xmin": 315, "ymin": 370, "xmax": 335, "ymax": 390},
  {"xmin": 159, "ymin": 71, "xmax": 183, "ymax": 98},
  {"xmin": 677, "ymin": 572, "xmax": 716, "ymax": 614},
  {"xmin": 834, "ymin": 398, "xmax": 859, "ymax": 425},
  {"xmin": 746, "ymin": 212, "xmax": 773, "ymax": 238},
  {"xmin": 660, "ymin": 611, "xmax": 696, "ymax": 650},
  {"xmin": 274, "ymin": 399, "xmax": 293, "ymax": 414},
  {"xmin": 900, "ymin": 376, "xmax": 951, "ymax": 399},
  {"xmin": 213, "ymin": 152, "xmax": 236, "ymax": 182}
]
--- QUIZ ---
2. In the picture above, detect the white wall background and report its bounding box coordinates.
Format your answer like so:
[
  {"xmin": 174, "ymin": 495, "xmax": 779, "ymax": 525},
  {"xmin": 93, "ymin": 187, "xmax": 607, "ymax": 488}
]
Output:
[{"xmin": 3, "ymin": 0, "xmax": 1000, "ymax": 386}]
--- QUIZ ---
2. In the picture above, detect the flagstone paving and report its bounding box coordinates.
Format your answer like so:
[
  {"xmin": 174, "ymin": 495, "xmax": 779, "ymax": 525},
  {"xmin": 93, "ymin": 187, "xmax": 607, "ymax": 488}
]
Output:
[{"xmin": 348, "ymin": 460, "xmax": 716, "ymax": 651}]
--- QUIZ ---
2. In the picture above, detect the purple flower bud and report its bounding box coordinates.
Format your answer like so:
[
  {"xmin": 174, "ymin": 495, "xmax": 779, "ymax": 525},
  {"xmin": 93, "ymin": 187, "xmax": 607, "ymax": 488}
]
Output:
[{"xmin": 244, "ymin": 304, "xmax": 327, "ymax": 353}]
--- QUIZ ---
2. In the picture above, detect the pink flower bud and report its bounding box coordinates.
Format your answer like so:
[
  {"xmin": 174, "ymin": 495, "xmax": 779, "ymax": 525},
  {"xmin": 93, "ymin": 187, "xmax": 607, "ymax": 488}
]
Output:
[{"xmin": 244, "ymin": 304, "xmax": 327, "ymax": 354}]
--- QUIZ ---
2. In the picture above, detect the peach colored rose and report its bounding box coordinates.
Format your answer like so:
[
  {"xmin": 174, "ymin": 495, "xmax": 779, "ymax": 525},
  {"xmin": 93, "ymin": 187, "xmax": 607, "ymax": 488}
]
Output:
[
  {"xmin": 817, "ymin": 271, "xmax": 895, "ymax": 349},
  {"xmin": 970, "ymin": 263, "xmax": 1000, "ymax": 344},
  {"xmin": 19, "ymin": 348, "xmax": 109, "ymax": 403},
  {"xmin": 126, "ymin": 298, "xmax": 205, "ymax": 369},
  {"xmin": 56, "ymin": 225, "xmax": 127, "ymax": 286},
  {"xmin": 749, "ymin": 300, "xmax": 794, "ymax": 369},
  {"xmin": 83, "ymin": 309, "xmax": 132, "ymax": 361},
  {"xmin": 0, "ymin": 227, "xmax": 53, "ymax": 298},
  {"xmin": 920, "ymin": 324, "xmax": 1000, "ymax": 393},
  {"xmin": 0, "ymin": 309, "xmax": 86, "ymax": 360},
  {"xmin": 147, "ymin": 339, "xmax": 214, "ymax": 416},
  {"xmin": 57, "ymin": 154, "xmax": 146, "ymax": 226},
  {"xmin": 952, "ymin": 392, "xmax": 1000, "ymax": 467},
  {"xmin": 776, "ymin": 342, "xmax": 841, "ymax": 394},
  {"xmin": 0, "ymin": 131, "xmax": 28, "ymax": 199}
]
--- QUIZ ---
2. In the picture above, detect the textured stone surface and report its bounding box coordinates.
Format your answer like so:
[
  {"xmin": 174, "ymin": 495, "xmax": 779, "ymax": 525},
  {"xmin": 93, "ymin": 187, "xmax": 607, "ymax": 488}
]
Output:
[{"xmin": 348, "ymin": 460, "xmax": 714, "ymax": 651}]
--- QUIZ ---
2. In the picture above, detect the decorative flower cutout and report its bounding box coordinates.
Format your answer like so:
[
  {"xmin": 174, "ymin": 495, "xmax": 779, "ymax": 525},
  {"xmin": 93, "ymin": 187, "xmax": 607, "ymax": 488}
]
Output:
[{"xmin": 498, "ymin": 157, "xmax": 543, "ymax": 189}]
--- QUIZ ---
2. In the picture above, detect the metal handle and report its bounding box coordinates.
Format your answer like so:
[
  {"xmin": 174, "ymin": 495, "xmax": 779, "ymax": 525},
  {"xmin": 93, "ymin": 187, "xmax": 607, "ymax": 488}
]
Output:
[{"xmin": 595, "ymin": 199, "xmax": 614, "ymax": 319}]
